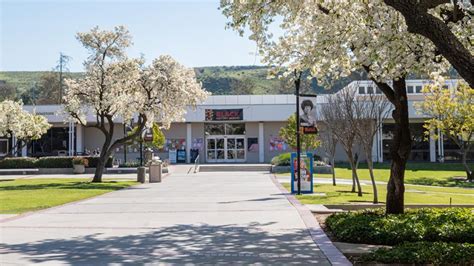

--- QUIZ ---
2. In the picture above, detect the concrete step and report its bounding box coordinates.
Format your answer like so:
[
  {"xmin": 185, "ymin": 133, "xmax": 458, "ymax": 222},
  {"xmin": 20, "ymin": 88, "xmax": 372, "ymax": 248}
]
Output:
[{"xmin": 199, "ymin": 164, "xmax": 272, "ymax": 172}]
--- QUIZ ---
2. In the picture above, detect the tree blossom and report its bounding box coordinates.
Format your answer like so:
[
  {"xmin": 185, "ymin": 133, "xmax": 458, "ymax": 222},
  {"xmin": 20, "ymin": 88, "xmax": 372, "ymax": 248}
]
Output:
[{"xmin": 0, "ymin": 100, "xmax": 51, "ymax": 156}]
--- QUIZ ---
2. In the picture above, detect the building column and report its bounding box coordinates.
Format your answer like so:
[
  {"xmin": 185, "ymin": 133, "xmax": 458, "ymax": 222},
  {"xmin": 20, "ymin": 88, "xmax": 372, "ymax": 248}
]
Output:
[
  {"xmin": 437, "ymin": 129, "xmax": 444, "ymax": 162},
  {"xmin": 258, "ymin": 122, "xmax": 264, "ymax": 163},
  {"xmin": 68, "ymin": 121, "xmax": 75, "ymax": 156},
  {"xmin": 186, "ymin": 123, "xmax": 192, "ymax": 164},
  {"xmin": 76, "ymin": 124, "xmax": 84, "ymax": 155},
  {"xmin": 21, "ymin": 143, "xmax": 27, "ymax": 157},
  {"xmin": 377, "ymin": 124, "xmax": 383, "ymax": 163},
  {"xmin": 429, "ymin": 131, "xmax": 436, "ymax": 162},
  {"xmin": 11, "ymin": 134, "xmax": 17, "ymax": 157}
]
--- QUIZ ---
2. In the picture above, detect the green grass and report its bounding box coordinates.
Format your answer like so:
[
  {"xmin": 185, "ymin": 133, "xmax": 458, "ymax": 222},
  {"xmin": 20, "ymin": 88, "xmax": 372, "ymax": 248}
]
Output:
[
  {"xmin": 0, "ymin": 178, "xmax": 136, "ymax": 214},
  {"xmin": 282, "ymin": 183, "xmax": 474, "ymax": 205},
  {"xmin": 278, "ymin": 162, "xmax": 474, "ymax": 188}
]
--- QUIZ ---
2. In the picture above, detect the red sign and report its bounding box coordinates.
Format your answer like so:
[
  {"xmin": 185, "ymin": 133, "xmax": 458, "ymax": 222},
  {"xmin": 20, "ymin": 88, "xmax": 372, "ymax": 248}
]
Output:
[{"xmin": 205, "ymin": 109, "xmax": 243, "ymax": 121}]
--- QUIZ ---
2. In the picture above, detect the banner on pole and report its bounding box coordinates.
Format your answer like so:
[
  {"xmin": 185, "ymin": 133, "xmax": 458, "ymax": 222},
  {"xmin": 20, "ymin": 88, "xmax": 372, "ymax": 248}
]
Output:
[
  {"xmin": 299, "ymin": 97, "xmax": 318, "ymax": 134},
  {"xmin": 290, "ymin": 152, "xmax": 314, "ymax": 193}
]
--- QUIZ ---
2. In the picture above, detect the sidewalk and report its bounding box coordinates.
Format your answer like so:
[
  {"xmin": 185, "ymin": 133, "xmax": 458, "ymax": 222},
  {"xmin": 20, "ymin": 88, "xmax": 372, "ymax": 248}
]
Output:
[{"xmin": 0, "ymin": 171, "xmax": 346, "ymax": 264}]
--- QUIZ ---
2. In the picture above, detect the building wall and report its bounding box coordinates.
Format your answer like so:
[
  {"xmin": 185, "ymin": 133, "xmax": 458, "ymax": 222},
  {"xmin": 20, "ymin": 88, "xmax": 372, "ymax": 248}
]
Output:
[
  {"xmin": 191, "ymin": 123, "xmax": 205, "ymax": 163},
  {"xmin": 245, "ymin": 122, "xmax": 259, "ymax": 163}
]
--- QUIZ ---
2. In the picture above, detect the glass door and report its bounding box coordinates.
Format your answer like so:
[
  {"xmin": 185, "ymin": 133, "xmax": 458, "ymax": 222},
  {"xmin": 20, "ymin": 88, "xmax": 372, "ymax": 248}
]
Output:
[
  {"xmin": 206, "ymin": 135, "xmax": 246, "ymax": 163},
  {"xmin": 225, "ymin": 136, "xmax": 246, "ymax": 162},
  {"xmin": 206, "ymin": 136, "xmax": 225, "ymax": 162}
]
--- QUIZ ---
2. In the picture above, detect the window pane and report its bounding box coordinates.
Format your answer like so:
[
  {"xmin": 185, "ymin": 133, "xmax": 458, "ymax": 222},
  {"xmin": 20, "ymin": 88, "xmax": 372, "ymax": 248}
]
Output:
[
  {"xmin": 216, "ymin": 139, "xmax": 224, "ymax": 149},
  {"xmin": 0, "ymin": 140, "xmax": 8, "ymax": 154},
  {"xmin": 407, "ymin": 86, "xmax": 414, "ymax": 94},
  {"xmin": 367, "ymin": 86, "xmax": 374, "ymax": 94},
  {"xmin": 207, "ymin": 139, "xmax": 215, "ymax": 149},
  {"xmin": 217, "ymin": 150, "xmax": 225, "ymax": 159},
  {"xmin": 415, "ymin": 86, "xmax": 422, "ymax": 93},
  {"xmin": 225, "ymin": 123, "xmax": 246, "ymax": 135},
  {"xmin": 375, "ymin": 88, "xmax": 382, "ymax": 94},
  {"xmin": 227, "ymin": 138, "xmax": 235, "ymax": 149},
  {"xmin": 358, "ymin": 86, "xmax": 365, "ymax": 94},
  {"xmin": 236, "ymin": 138, "xmax": 244, "ymax": 149},
  {"xmin": 227, "ymin": 150, "xmax": 235, "ymax": 160},
  {"xmin": 207, "ymin": 150, "xmax": 215, "ymax": 160},
  {"xmin": 236, "ymin": 150, "xmax": 245, "ymax": 159},
  {"xmin": 205, "ymin": 123, "xmax": 225, "ymax": 135}
]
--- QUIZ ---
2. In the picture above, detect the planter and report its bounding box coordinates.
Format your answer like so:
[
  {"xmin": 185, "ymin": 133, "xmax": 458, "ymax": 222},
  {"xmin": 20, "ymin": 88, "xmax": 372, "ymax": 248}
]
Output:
[{"xmin": 73, "ymin": 164, "xmax": 86, "ymax": 174}]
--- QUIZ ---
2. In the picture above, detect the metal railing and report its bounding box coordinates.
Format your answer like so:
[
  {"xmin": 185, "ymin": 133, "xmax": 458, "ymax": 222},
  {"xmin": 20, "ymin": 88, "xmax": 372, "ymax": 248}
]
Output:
[{"xmin": 194, "ymin": 154, "xmax": 200, "ymax": 173}]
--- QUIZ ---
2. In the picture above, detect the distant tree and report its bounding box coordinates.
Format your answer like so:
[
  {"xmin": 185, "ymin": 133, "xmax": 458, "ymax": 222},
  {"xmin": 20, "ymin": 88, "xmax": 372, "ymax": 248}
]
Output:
[
  {"xmin": 36, "ymin": 72, "xmax": 61, "ymax": 104},
  {"xmin": 353, "ymin": 91, "xmax": 391, "ymax": 203},
  {"xmin": 321, "ymin": 89, "xmax": 363, "ymax": 196},
  {"xmin": 229, "ymin": 77, "xmax": 254, "ymax": 94},
  {"xmin": 416, "ymin": 81, "xmax": 474, "ymax": 182},
  {"xmin": 0, "ymin": 82, "xmax": 16, "ymax": 101},
  {"xmin": 0, "ymin": 100, "xmax": 51, "ymax": 157},
  {"xmin": 279, "ymin": 114, "xmax": 321, "ymax": 152}
]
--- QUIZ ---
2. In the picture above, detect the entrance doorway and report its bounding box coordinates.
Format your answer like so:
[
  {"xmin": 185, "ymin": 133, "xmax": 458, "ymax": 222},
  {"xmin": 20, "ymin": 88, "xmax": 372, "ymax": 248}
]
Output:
[{"xmin": 206, "ymin": 136, "xmax": 246, "ymax": 163}]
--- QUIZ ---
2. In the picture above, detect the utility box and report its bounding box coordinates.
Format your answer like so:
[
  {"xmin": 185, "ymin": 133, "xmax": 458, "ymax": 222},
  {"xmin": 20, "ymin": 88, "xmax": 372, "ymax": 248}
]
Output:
[{"xmin": 149, "ymin": 160, "xmax": 162, "ymax": 183}]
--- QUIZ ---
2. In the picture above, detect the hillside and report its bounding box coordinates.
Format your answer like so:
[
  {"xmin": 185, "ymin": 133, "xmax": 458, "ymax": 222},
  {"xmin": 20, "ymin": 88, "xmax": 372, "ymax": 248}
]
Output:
[{"xmin": 0, "ymin": 66, "xmax": 357, "ymax": 104}]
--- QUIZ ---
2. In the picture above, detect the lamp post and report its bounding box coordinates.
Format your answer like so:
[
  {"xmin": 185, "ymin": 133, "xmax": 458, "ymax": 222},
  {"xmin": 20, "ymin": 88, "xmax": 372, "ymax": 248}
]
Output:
[{"xmin": 294, "ymin": 70, "xmax": 302, "ymax": 195}]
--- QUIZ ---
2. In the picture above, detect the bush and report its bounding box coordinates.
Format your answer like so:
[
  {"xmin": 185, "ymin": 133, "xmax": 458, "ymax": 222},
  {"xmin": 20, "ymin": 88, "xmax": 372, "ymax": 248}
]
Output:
[
  {"xmin": 326, "ymin": 208, "xmax": 474, "ymax": 245},
  {"xmin": 271, "ymin": 153, "xmax": 292, "ymax": 166},
  {"xmin": 357, "ymin": 242, "xmax": 474, "ymax": 265},
  {"xmin": 0, "ymin": 157, "xmax": 36, "ymax": 169},
  {"xmin": 72, "ymin": 157, "xmax": 89, "ymax": 167},
  {"xmin": 0, "ymin": 156, "xmax": 113, "ymax": 169}
]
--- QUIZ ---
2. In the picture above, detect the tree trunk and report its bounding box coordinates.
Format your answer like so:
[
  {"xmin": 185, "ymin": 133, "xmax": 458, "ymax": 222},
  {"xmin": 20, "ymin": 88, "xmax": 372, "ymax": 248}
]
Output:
[
  {"xmin": 92, "ymin": 134, "xmax": 113, "ymax": 183},
  {"xmin": 386, "ymin": 79, "xmax": 411, "ymax": 214},
  {"xmin": 366, "ymin": 150, "xmax": 379, "ymax": 204},
  {"xmin": 347, "ymin": 151, "xmax": 362, "ymax": 196},
  {"xmin": 92, "ymin": 158, "xmax": 105, "ymax": 183},
  {"xmin": 331, "ymin": 157, "xmax": 336, "ymax": 186},
  {"xmin": 461, "ymin": 146, "xmax": 473, "ymax": 182}
]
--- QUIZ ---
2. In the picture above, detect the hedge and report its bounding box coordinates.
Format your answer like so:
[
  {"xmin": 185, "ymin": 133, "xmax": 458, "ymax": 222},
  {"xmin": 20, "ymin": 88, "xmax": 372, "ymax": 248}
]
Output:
[
  {"xmin": 326, "ymin": 208, "xmax": 474, "ymax": 245},
  {"xmin": 357, "ymin": 242, "xmax": 474, "ymax": 265},
  {"xmin": 271, "ymin": 152, "xmax": 322, "ymax": 166},
  {"xmin": 0, "ymin": 156, "xmax": 113, "ymax": 169}
]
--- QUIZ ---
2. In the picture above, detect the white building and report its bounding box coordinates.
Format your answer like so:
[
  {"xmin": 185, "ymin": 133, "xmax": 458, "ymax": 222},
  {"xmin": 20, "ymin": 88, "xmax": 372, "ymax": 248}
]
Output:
[{"xmin": 1, "ymin": 79, "xmax": 470, "ymax": 164}]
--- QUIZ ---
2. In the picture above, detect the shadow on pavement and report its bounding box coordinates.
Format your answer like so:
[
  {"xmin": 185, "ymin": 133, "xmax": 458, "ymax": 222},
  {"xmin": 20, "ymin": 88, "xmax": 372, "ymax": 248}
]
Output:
[{"xmin": 0, "ymin": 223, "xmax": 328, "ymax": 265}]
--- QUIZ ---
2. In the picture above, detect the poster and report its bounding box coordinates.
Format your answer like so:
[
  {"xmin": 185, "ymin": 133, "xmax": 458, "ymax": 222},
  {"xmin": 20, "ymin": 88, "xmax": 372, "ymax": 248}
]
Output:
[
  {"xmin": 299, "ymin": 97, "xmax": 318, "ymax": 134},
  {"xmin": 169, "ymin": 149, "xmax": 177, "ymax": 164},
  {"xmin": 269, "ymin": 137, "xmax": 288, "ymax": 151},
  {"xmin": 192, "ymin": 138, "xmax": 204, "ymax": 150},
  {"xmin": 247, "ymin": 138, "xmax": 258, "ymax": 152},
  {"xmin": 160, "ymin": 139, "xmax": 186, "ymax": 152},
  {"xmin": 290, "ymin": 152, "xmax": 314, "ymax": 193}
]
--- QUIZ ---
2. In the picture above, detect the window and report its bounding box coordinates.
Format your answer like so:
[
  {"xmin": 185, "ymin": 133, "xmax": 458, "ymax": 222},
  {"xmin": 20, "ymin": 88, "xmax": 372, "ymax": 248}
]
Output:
[
  {"xmin": 358, "ymin": 86, "xmax": 365, "ymax": 94},
  {"xmin": 407, "ymin": 86, "xmax": 414, "ymax": 94},
  {"xmin": 375, "ymin": 87, "xmax": 382, "ymax": 94},
  {"xmin": 0, "ymin": 139, "xmax": 8, "ymax": 156},
  {"xmin": 367, "ymin": 86, "xmax": 374, "ymax": 94},
  {"xmin": 205, "ymin": 123, "xmax": 245, "ymax": 135},
  {"xmin": 415, "ymin": 86, "xmax": 422, "ymax": 93}
]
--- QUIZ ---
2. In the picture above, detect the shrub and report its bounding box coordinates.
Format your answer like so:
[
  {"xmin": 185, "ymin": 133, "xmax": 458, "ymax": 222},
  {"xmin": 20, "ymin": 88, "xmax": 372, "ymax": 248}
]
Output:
[
  {"xmin": 357, "ymin": 242, "xmax": 474, "ymax": 265},
  {"xmin": 35, "ymin": 157, "xmax": 74, "ymax": 168},
  {"xmin": 0, "ymin": 157, "xmax": 36, "ymax": 169},
  {"xmin": 326, "ymin": 208, "xmax": 474, "ymax": 245},
  {"xmin": 0, "ymin": 156, "xmax": 113, "ymax": 169},
  {"xmin": 271, "ymin": 153, "xmax": 292, "ymax": 166},
  {"xmin": 72, "ymin": 157, "xmax": 89, "ymax": 167}
]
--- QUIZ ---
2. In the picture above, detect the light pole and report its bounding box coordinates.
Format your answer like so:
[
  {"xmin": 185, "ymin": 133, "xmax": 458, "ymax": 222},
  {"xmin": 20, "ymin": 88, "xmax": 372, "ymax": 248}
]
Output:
[{"xmin": 294, "ymin": 70, "xmax": 302, "ymax": 195}]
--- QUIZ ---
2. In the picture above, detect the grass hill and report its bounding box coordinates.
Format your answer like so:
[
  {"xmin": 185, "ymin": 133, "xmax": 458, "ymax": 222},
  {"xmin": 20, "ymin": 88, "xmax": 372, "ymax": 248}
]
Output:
[{"xmin": 0, "ymin": 66, "xmax": 358, "ymax": 104}]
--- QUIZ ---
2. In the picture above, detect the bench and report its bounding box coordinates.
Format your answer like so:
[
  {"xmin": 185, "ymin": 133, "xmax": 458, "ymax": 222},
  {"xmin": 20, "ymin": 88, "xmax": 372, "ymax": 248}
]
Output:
[{"xmin": 0, "ymin": 169, "xmax": 40, "ymax": 175}]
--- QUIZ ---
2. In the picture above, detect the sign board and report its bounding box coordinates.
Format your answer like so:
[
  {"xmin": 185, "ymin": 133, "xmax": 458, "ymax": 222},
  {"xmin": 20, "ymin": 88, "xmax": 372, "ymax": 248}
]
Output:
[
  {"xmin": 169, "ymin": 149, "xmax": 177, "ymax": 164},
  {"xmin": 299, "ymin": 97, "xmax": 318, "ymax": 134},
  {"xmin": 177, "ymin": 150, "xmax": 186, "ymax": 163},
  {"xmin": 205, "ymin": 109, "xmax": 243, "ymax": 121},
  {"xmin": 290, "ymin": 152, "xmax": 314, "ymax": 194}
]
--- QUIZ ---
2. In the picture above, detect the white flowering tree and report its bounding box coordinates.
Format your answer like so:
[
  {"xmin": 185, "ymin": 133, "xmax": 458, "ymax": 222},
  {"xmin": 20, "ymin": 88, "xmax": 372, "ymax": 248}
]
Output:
[
  {"xmin": 383, "ymin": 0, "xmax": 473, "ymax": 87},
  {"xmin": 0, "ymin": 100, "xmax": 51, "ymax": 157},
  {"xmin": 64, "ymin": 26, "xmax": 209, "ymax": 182},
  {"xmin": 221, "ymin": 0, "xmax": 452, "ymax": 214}
]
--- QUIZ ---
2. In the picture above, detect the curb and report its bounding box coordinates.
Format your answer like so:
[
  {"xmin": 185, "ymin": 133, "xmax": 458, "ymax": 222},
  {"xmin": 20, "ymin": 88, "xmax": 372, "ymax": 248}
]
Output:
[{"xmin": 270, "ymin": 174, "xmax": 352, "ymax": 266}]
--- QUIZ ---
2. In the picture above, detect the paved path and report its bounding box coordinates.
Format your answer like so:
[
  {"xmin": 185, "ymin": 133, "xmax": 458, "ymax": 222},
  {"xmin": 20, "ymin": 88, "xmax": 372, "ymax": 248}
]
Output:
[{"xmin": 0, "ymin": 171, "xmax": 338, "ymax": 265}]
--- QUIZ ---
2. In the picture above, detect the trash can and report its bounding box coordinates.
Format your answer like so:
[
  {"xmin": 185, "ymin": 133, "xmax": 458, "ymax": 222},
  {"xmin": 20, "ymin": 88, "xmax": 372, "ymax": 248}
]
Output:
[
  {"xmin": 137, "ymin": 166, "xmax": 146, "ymax": 183},
  {"xmin": 149, "ymin": 160, "xmax": 162, "ymax": 183}
]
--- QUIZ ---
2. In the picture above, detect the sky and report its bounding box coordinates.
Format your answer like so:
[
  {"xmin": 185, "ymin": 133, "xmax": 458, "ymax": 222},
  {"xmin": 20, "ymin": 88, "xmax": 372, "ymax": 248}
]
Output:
[{"xmin": 0, "ymin": 0, "xmax": 271, "ymax": 72}]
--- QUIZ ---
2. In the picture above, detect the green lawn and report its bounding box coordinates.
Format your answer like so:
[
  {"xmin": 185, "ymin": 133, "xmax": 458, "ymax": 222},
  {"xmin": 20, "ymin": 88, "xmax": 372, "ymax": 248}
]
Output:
[
  {"xmin": 0, "ymin": 179, "xmax": 137, "ymax": 214},
  {"xmin": 278, "ymin": 162, "xmax": 474, "ymax": 188},
  {"xmin": 282, "ymin": 183, "xmax": 474, "ymax": 205}
]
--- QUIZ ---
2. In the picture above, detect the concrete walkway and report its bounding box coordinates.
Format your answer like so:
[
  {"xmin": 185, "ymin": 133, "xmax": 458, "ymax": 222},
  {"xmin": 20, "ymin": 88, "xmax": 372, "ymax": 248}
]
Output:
[{"xmin": 0, "ymin": 171, "xmax": 342, "ymax": 265}]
